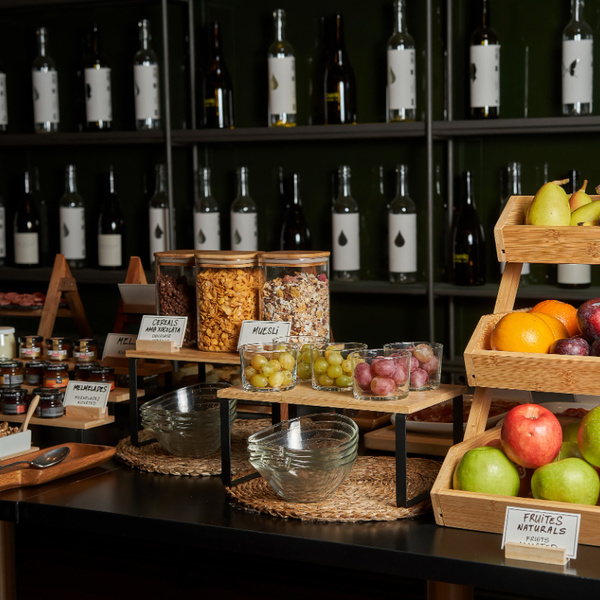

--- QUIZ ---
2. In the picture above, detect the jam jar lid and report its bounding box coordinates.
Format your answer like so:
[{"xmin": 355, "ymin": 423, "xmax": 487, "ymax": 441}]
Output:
[
  {"xmin": 18, "ymin": 335, "xmax": 43, "ymax": 343},
  {"xmin": 44, "ymin": 362, "xmax": 70, "ymax": 371},
  {"xmin": 25, "ymin": 360, "xmax": 48, "ymax": 368},
  {"xmin": 76, "ymin": 338, "xmax": 97, "ymax": 345},
  {"xmin": 75, "ymin": 362, "xmax": 101, "ymax": 371},
  {"xmin": 32, "ymin": 386, "xmax": 64, "ymax": 398},
  {"xmin": 0, "ymin": 360, "xmax": 23, "ymax": 369},
  {"xmin": 46, "ymin": 336, "xmax": 69, "ymax": 344},
  {"xmin": 90, "ymin": 366, "xmax": 114, "ymax": 375},
  {"xmin": 1, "ymin": 387, "xmax": 27, "ymax": 399}
]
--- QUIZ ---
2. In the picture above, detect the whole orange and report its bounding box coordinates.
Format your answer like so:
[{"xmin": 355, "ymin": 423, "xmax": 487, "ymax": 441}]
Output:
[
  {"xmin": 533, "ymin": 312, "xmax": 569, "ymax": 341},
  {"xmin": 490, "ymin": 312, "xmax": 555, "ymax": 354},
  {"xmin": 530, "ymin": 299, "xmax": 581, "ymax": 337}
]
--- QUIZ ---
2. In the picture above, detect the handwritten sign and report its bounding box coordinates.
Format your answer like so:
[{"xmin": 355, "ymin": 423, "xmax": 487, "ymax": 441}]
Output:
[
  {"xmin": 102, "ymin": 333, "xmax": 138, "ymax": 359},
  {"xmin": 237, "ymin": 320, "xmax": 292, "ymax": 349},
  {"xmin": 64, "ymin": 380, "xmax": 111, "ymax": 409},
  {"xmin": 138, "ymin": 315, "xmax": 187, "ymax": 348},
  {"xmin": 502, "ymin": 506, "xmax": 580, "ymax": 560}
]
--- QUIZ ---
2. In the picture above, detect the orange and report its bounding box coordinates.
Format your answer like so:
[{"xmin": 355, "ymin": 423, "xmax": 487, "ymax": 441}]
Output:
[
  {"xmin": 490, "ymin": 312, "xmax": 555, "ymax": 354},
  {"xmin": 532, "ymin": 312, "xmax": 569, "ymax": 341},
  {"xmin": 530, "ymin": 299, "xmax": 581, "ymax": 337}
]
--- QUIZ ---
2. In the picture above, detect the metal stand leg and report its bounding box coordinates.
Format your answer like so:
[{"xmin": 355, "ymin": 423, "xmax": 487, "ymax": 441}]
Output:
[{"xmin": 129, "ymin": 357, "xmax": 139, "ymax": 447}]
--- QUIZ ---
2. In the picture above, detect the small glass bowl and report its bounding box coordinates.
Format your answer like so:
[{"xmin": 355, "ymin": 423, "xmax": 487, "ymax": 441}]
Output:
[
  {"xmin": 349, "ymin": 348, "xmax": 411, "ymax": 401},
  {"xmin": 311, "ymin": 342, "xmax": 367, "ymax": 392},
  {"xmin": 239, "ymin": 343, "xmax": 298, "ymax": 392},
  {"xmin": 383, "ymin": 342, "xmax": 443, "ymax": 391},
  {"xmin": 273, "ymin": 335, "xmax": 328, "ymax": 382}
]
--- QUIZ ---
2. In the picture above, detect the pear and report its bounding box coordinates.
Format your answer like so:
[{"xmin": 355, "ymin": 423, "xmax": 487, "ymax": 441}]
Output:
[
  {"xmin": 526, "ymin": 179, "xmax": 571, "ymax": 226},
  {"xmin": 569, "ymin": 180, "xmax": 592, "ymax": 211},
  {"xmin": 570, "ymin": 198, "xmax": 600, "ymax": 226}
]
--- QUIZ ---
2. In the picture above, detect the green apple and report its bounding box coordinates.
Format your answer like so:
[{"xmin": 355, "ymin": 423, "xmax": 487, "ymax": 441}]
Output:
[
  {"xmin": 453, "ymin": 446, "xmax": 520, "ymax": 496},
  {"xmin": 557, "ymin": 441, "xmax": 583, "ymax": 460},
  {"xmin": 562, "ymin": 421, "xmax": 580, "ymax": 444},
  {"xmin": 531, "ymin": 457, "xmax": 600, "ymax": 505},
  {"xmin": 578, "ymin": 406, "xmax": 600, "ymax": 468}
]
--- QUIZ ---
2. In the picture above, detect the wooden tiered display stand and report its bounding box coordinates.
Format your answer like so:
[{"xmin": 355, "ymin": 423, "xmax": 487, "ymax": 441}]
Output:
[{"xmin": 431, "ymin": 194, "xmax": 600, "ymax": 548}]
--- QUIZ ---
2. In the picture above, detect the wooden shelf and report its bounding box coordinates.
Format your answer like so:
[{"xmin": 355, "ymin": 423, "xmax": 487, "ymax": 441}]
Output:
[
  {"xmin": 126, "ymin": 348, "xmax": 240, "ymax": 365},
  {"xmin": 21, "ymin": 384, "xmax": 144, "ymax": 404},
  {"xmin": 364, "ymin": 425, "xmax": 454, "ymax": 456},
  {"xmin": 0, "ymin": 413, "xmax": 114, "ymax": 430}
]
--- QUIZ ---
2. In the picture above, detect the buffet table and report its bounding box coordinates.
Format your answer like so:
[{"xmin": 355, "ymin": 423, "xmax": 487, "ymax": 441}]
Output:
[{"xmin": 1, "ymin": 459, "xmax": 600, "ymax": 599}]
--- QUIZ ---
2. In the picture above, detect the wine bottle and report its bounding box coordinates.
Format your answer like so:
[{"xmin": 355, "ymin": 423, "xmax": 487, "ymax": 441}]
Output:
[
  {"xmin": 562, "ymin": 0, "xmax": 593, "ymax": 116},
  {"xmin": 268, "ymin": 9, "xmax": 296, "ymax": 128},
  {"xmin": 134, "ymin": 19, "xmax": 160, "ymax": 130},
  {"xmin": 230, "ymin": 166, "xmax": 257, "ymax": 251},
  {"xmin": 0, "ymin": 192, "xmax": 6, "ymax": 265},
  {"xmin": 388, "ymin": 164, "xmax": 417, "ymax": 283},
  {"xmin": 59, "ymin": 164, "xmax": 86, "ymax": 269},
  {"xmin": 13, "ymin": 171, "xmax": 40, "ymax": 267},
  {"xmin": 332, "ymin": 164, "xmax": 360, "ymax": 281},
  {"xmin": 32, "ymin": 27, "xmax": 59, "ymax": 133},
  {"xmin": 84, "ymin": 25, "xmax": 112, "ymax": 131},
  {"xmin": 148, "ymin": 163, "xmax": 170, "ymax": 265},
  {"xmin": 324, "ymin": 14, "xmax": 357, "ymax": 125},
  {"xmin": 98, "ymin": 166, "xmax": 124, "ymax": 269},
  {"xmin": 469, "ymin": 0, "xmax": 500, "ymax": 119},
  {"xmin": 194, "ymin": 167, "xmax": 221, "ymax": 250},
  {"xmin": 387, "ymin": 0, "xmax": 416, "ymax": 123},
  {"xmin": 203, "ymin": 22, "xmax": 234, "ymax": 129},
  {"xmin": 0, "ymin": 61, "xmax": 8, "ymax": 132},
  {"xmin": 280, "ymin": 173, "xmax": 311, "ymax": 250},
  {"xmin": 452, "ymin": 171, "xmax": 486, "ymax": 285}
]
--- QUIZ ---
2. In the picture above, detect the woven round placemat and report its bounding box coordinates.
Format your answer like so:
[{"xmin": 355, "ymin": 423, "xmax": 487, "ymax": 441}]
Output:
[
  {"xmin": 115, "ymin": 418, "xmax": 271, "ymax": 477},
  {"xmin": 226, "ymin": 455, "xmax": 441, "ymax": 522}
]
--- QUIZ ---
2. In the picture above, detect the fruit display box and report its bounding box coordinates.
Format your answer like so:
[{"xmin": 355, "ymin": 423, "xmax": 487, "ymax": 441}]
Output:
[{"xmin": 495, "ymin": 195, "xmax": 600, "ymax": 265}]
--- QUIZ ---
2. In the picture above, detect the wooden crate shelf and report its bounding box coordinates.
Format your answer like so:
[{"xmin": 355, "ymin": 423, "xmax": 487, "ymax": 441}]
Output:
[{"xmin": 0, "ymin": 413, "xmax": 114, "ymax": 430}]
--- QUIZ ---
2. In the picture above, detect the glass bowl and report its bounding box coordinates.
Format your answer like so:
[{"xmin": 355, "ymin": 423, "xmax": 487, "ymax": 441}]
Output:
[
  {"xmin": 247, "ymin": 412, "xmax": 359, "ymax": 503},
  {"xmin": 239, "ymin": 342, "xmax": 298, "ymax": 392},
  {"xmin": 350, "ymin": 348, "xmax": 411, "ymax": 401},
  {"xmin": 273, "ymin": 334, "xmax": 328, "ymax": 382},
  {"xmin": 311, "ymin": 342, "xmax": 367, "ymax": 392},
  {"xmin": 140, "ymin": 382, "xmax": 235, "ymax": 457},
  {"xmin": 383, "ymin": 342, "xmax": 443, "ymax": 391}
]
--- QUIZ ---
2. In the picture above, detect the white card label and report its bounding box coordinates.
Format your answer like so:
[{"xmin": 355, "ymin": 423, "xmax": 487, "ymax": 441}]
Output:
[
  {"xmin": 502, "ymin": 506, "xmax": 580, "ymax": 560},
  {"xmin": 138, "ymin": 315, "xmax": 187, "ymax": 348},
  {"xmin": 237, "ymin": 320, "xmax": 291, "ymax": 349},
  {"xmin": 64, "ymin": 380, "xmax": 111, "ymax": 408},
  {"xmin": 102, "ymin": 333, "xmax": 137, "ymax": 359}
]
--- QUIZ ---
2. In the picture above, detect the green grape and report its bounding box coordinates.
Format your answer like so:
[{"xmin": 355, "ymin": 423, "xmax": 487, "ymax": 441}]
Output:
[
  {"xmin": 314, "ymin": 357, "xmax": 329, "ymax": 374},
  {"xmin": 268, "ymin": 371, "xmax": 285, "ymax": 388},
  {"xmin": 301, "ymin": 350, "xmax": 313, "ymax": 364},
  {"xmin": 279, "ymin": 351, "xmax": 295, "ymax": 370},
  {"xmin": 297, "ymin": 362, "xmax": 311, "ymax": 379},
  {"xmin": 275, "ymin": 343, "xmax": 287, "ymax": 351},
  {"xmin": 327, "ymin": 364, "xmax": 343, "ymax": 379},
  {"xmin": 341, "ymin": 359, "xmax": 352, "ymax": 374},
  {"xmin": 335, "ymin": 374, "xmax": 353, "ymax": 388},
  {"xmin": 250, "ymin": 373, "xmax": 269, "ymax": 388},
  {"xmin": 268, "ymin": 358, "xmax": 282, "ymax": 372},
  {"xmin": 244, "ymin": 365, "xmax": 257, "ymax": 379},
  {"xmin": 260, "ymin": 362, "xmax": 276, "ymax": 377},
  {"xmin": 318, "ymin": 374, "xmax": 334, "ymax": 386},
  {"xmin": 281, "ymin": 369, "xmax": 294, "ymax": 384},
  {"xmin": 251, "ymin": 354, "xmax": 268, "ymax": 370},
  {"xmin": 325, "ymin": 350, "xmax": 343, "ymax": 365}
]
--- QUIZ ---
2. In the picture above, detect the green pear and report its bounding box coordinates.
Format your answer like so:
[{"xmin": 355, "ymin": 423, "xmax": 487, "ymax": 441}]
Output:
[
  {"xmin": 526, "ymin": 179, "xmax": 571, "ymax": 226},
  {"xmin": 569, "ymin": 180, "xmax": 592, "ymax": 211},
  {"xmin": 531, "ymin": 457, "xmax": 600, "ymax": 505},
  {"xmin": 570, "ymin": 198, "xmax": 600, "ymax": 226}
]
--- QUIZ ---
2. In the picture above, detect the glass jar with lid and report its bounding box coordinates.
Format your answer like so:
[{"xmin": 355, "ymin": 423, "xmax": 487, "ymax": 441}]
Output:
[
  {"xmin": 24, "ymin": 360, "xmax": 48, "ymax": 386},
  {"xmin": 195, "ymin": 251, "xmax": 260, "ymax": 352},
  {"xmin": 73, "ymin": 338, "xmax": 98, "ymax": 363},
  {"xmin": 0, "ymin": 327, "xmax": 16, "ymax": 359},
  {"xmin": 259, "ymin": 251, "xmax": 330, "ymax": 339},
  {"xmin": 18, "ymin": 335, "xmax": 44, "ymax": 360},
  {"xmin": 74, "ymin": 361, "xmax": 101, "ymax": 381},
  {"xmin": 43, "ymin": 363, "xmax": 70, "ymax": 388},
  {"xmin": 155, "ymin": 250, "xmax": 197, "ymax": 348},
  {"xmin": 45, "ymin": 337, "xmax": 71, "ymax": 362},
  {"xmin": 1, "ymin": 387, "xmax": 28, "ymax": 414},
  {"xmin": 0, "ymin": 360, "xmax": 24, "ymax": 388},
  {"xmin": 32, "ymin": 387, "xmax": 64, "ymax": 418},
  {"xmin": 89, "ymin": 366, "xmax": 115, "ymax": 390}
]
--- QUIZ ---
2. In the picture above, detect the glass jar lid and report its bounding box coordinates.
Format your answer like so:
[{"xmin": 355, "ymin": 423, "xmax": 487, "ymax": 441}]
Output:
[
  {"xmin": 32, "ymin": 387, "xmax": 64, "ymax": 399},
  {"xmin": 259, "ymin": 250, "xmax": 329, "ymax": 267},
  {"xmin": 196, "ymin": 250, "xmax": 259, "ymax": 268},
  {"xmin": 1, "ymin": 387, "xmax": 27, "ymax": 399},
  {"xmin": 44, "ymin": 363, "xmax": 69, "ymax": 371},
  {"xmin": 0, "ymin": 327, "xmax": 15, "ymax": 335},
  {"xmin": 155, "ymin": 249, "xmax": 196, "ymax": 266},
  {"xmin": 90, "ymin": 366, "xmax": 114, "ymax": 375},
  {"xmin": 0, "ymin": 360, "xmax": 22, "ymax": 369},
  {"xmin": 19, "ymin": 335, "xmax": 43, "ymax": 344}
]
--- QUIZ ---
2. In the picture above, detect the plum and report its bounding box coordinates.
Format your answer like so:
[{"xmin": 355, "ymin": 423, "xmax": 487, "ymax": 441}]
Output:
[
  {"xmin": 354, "ymin": 362, "xmax": 373, "ymax": 391},
  {"xmin": 591, "ymin": 339, "xmax": 600, "ymax": 357},
  {"xmin": 410, "ymin": 368, "xmax": 429, "ymax": 389},
  {"xmin": 370, "ymin": 376, "xmax": 396, "ymax": 396},
  {"xmin": 551, "ymin": 337, "xmax": 590, "ymax": 356},
  {"xmin": 577, "ymin": 298, "xmax": 600, "ymax": 342},
  {"xmin": 371, "ymin": 357, "xmax": 396, "ymax": 378}
]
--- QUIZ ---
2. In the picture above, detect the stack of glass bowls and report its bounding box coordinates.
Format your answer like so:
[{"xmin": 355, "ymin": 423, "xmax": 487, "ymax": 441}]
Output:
[
  {"xmin": 247, "ymin": 412, "xmax": 359, "ymax": 503},
  {"xmin": 140, "ymin": 382, "xmax": 236, "ymax": 457}
]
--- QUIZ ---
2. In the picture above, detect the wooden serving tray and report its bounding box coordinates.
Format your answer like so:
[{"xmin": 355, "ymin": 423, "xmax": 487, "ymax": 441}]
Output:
[{"xmin": 0, "ymin": 442, "xmax": 116, "ymax": 493}]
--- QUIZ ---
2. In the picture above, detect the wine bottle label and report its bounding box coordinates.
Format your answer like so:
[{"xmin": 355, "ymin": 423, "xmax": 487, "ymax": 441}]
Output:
[
  {"xmin": 332, "ymin": 213, "xmax": 360, "ymax": 272},
  {"xmin": 387, "ymin": 48, "xmax": 416, "ymax": 111},
  {"xmin": 469, "ymin": 44, "xmax": 500, "ymax": 108},
  {"xmin": 388, "ymin": 213, "xmax": 417, "ymax": 273},
  {"xmin": 268, "ymin": 56, "xmax": 296, "ymax": 115},
  {"xmin": 0, "ymin": 205, "xmax": 5, "ymax": 258},
  {"xmin": 98, "ymin": 233, "xmax": 122, "ymax": 267},
  {"xmin": 32, "ymin": 70, "xmax": 59, "ymax": 125},
  {"xmin": 194, "ymin": 212, "xmax": 221, "ymax": 250},
  {"xmin": 230, "ymin": 212, "xmax": 258, "ymax": 251},
  {"xmin": 14, "ymin": 232, "xmax": 39, "ymax": 265},
  {"xmin": 134, "ymin": 64, "xmax": 160, "ymax": 120},
  {"xmin": 59, "ymin": 206, "xmax": 86, "ymax": 260},
  {"xmin": 0, "ymin": 73, "xmax": 7, "ymax": 126},
  {"xmin": 562, "ymin": 39, "xmax": 593, "ymax": 105},
  {"xmin": 149, "ymin": 207, "xmax": 169, "ymax": 261},
  {"xmin": 557, "ymin": 263, "xmax": 591, "ymax": 285},
  {"xmin": 84, "ymin": 67, "xmax": 112, "ymax": 122}
]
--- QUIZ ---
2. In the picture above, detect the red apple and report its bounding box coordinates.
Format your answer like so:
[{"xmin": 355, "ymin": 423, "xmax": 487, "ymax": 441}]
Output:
[{"xmin": 500, "ymin": 403, "xmax": 563, "ymax": 469}]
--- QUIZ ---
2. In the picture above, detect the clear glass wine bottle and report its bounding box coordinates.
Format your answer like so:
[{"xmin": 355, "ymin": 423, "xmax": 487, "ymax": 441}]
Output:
[
  {"xmin": 332, "ymin": 164, "xmax": 360, "ymax": 281},
  {"xmin": 148, "ymin": 163, "xmax": 170, "ymax": 265},
  {"xmin": 194, "ymin": 167, "xmax": 221, "ymax": 251},
  {"xmin": 230, "ymin": 166, "xmax": 257, "ymax": 251},
  {"xmin": 98, "ymin": 166, "xmax": 124, "ymax": 269},
  {"xmin": 32, "ymin": 27, "xmax": 59, "ymax": 133},
  {"xmin": 13, "ymin": 171, "xmax": 40, "ymax": 267},
  {"xmin": 134, "ymin": 19, "xmax": 160, "ymax": 130},
  {"xmin": 84, "ymin": 24, "xmax": 112, "ymax": 131},
  {"xmin": 203, "ymin": 22, "xmax": 234, "ymax": 129},
  {"xmin": 59, "ymin": 164, "xmax": 86, "ymax": 269},
  {"xmin": 280, "ymin": 173, "xmax": 311, "ymax": 250},
  {"xmin": 268, "ymin": 9, "xmax": 296, "ymax": 127}
]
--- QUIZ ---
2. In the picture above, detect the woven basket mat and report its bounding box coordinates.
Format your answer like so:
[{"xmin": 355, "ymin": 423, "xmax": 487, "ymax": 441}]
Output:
[
  {"xmin": 115, "ymin": 418, "xmax": 271, "ymax": 477},
  {"xmin": 226, "ymin": 456, "xmax": 441, "ymax": 523}
]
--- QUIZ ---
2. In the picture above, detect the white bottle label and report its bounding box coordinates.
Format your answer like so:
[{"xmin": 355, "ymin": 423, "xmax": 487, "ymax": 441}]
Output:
[
  {"xmin": 332, "ymin": 213, "xmax": 360, "ymax": 272},
  {"xmin": 470, "ymin": 44, "xmax": 500, "ymax": 108},
  {"xmin": 32, "ymin": 70, "xmax": 59, "ymax": 125},
  {"xmin": 500, "ymin": 262, "xmax": 530, "ymax": 276},
  {"xmin": 134, "ymin": 64, "xmax": 160, "ymax": 120},
  {"xmin": 14, "ymin": 232, "xmax": 39, "ymax": 265},
  {"xmin": 59, "ymin": 206, "xmax": 86, "ymax": 260},
  {"xmin": 0, "ymin": 73, "xmax": 7, "ymax": 126},
  {"xmin": 387, "ymin": 48, "xmax": 416, "ymax": 111},
  {"xmin": 557, "ymin": 263, "xmax": 591, "ymax": 285},
  {"xmin": 268, "ymin": 56, "xmax": 296, "ymax": 116},
  {"xmin": 194, "ymin": 212, "xmax": 221, "ymax": 250},
  {"xmin": 149, "ymin": 206, "xmax": 169, "ymax": 261},
  {"xmin": 388, "ymin": 213, "xmax": 417, "ymax": 273},
  {"xmin": 562, "ymin": 39, "xmax": 593, "ymax": 105},
  {"xmin": 0, "ymin": 205, "xmax": 5, "ymax": 258},
  {"xmin": 84, "ymin": 67, "xmax": 112, "ymax": 123},
  {"xmin": 98, "ymin": 233, "xmax": 121, "ymax": 267},
  {"xmin": 230, "ymin": 212, "xmax": 257, "ymax": 251}
]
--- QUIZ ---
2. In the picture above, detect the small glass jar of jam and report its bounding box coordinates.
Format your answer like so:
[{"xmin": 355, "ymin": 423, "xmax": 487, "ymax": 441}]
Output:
[
  {"xmin": 1, "ymin": 387, "xmax": 28, "ymax": 415},
  {"xmin": 45, "ymin": 337, "xmax": 71, "ymax": 362},
  {"xmin": 24, "ymin": 360, "xmax": 48, "ymax": 386},
  {"xmin": 89, "ymin": 366, "xmax": 115, "ymax": 390},
  {"xmin": 74, "ymin": 361, "xmax": 101, "ymax": 382},
  {"xmin": 32, "ymin": 387, "xmax": 64, "ymax": 418},
  {"xmin": 43, "ymin": 363, "xmax": 70, "ymax": 388},
  {"xmin": 73, "ymin": 338, "xmax": 98, "ymax": 363},
  {"xmin": 0, "ymin": 360, "xmax": 24, "ymax": 388},
  {"xmin": 18, "ymin": 335, "xmax": 44, "ymax": 360}
]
